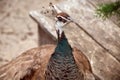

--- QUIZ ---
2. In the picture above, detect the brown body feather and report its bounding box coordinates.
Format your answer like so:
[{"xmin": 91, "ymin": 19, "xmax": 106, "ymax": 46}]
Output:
[{"xmin": 0, "ymin": 44, "xmax": 94, "ymax": 80}]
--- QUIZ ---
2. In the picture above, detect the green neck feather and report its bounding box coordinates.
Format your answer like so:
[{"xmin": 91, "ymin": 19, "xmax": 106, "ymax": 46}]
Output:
[{"xmin": 55, "ymin": 32, "xmax": 72, "ymax": 57}]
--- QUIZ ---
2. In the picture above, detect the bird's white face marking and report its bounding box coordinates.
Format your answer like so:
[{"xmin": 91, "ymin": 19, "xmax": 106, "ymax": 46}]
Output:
[
  {"xmin": 55, "ymin": 13, "xmax": 73, "ymax": 37},
  {"xmin": 55, "ymin": 20, "xmax": 65, "ymax": 35}
]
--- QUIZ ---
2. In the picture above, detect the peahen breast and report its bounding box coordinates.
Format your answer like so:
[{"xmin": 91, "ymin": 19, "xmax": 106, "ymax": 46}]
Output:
[{"xmin": 45, "ymin": 38, "xmax": 84, "ymax": 80}]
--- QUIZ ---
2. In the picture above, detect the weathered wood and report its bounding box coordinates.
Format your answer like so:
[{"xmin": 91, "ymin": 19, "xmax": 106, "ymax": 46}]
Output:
[
  {"xmin": 30, "ymin": 12, "xmax": 57, "ymax": 46},
  {"xmin": 29, "ymin": 11, "xmax": 57, "ymax": 39},
  {"xmin": 29, "ymin": 1, "xmax": 120, "ymax": 79}
]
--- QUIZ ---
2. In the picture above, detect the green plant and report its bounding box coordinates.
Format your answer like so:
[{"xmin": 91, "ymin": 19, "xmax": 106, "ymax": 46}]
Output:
[{"xmin": 96, "ymin": 1, "xmax": 120, "ymax": 19}]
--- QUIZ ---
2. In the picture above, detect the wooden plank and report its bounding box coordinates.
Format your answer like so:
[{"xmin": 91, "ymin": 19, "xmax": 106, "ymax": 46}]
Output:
[
  {"xmin": 30, "ymin": 10, "xmax": 120, "ymax": 80},
  {"xmin": 30, "ymin": 12, "xmax": 57, "ymax": 45},
  {"xmin": 56, "ymin": 0, "xmax": 120, "ymax": 62},
  {"xmin": 30, "ymin": 12, "xmax": 57, "ymax": 46}
]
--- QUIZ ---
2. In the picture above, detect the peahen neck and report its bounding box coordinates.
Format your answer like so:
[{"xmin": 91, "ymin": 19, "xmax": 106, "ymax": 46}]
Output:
[
  {"xmin": 45, "ymin": 30, "xmax": 83, "ymax": 80},
  {"xmin": 55, "ymin": 31, "xmax": 72, "ymax": 56}
]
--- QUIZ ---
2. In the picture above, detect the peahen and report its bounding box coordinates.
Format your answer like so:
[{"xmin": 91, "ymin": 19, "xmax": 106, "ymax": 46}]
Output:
[{"xmin": 0, "ymin": 5, "xmax": 99, "ymax": 80}]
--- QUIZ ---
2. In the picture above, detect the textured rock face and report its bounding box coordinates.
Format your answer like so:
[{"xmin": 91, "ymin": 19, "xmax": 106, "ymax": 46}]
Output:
[{"xmin": 0, "ymin": 0, "xmax": 60, "ymax": 66}]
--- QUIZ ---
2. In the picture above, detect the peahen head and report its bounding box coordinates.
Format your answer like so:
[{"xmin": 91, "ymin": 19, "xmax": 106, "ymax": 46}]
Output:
[
  {"xmin": 49, "ymin": 3, "xmax": 74, "ymax": 38},
  {"xmin": 55, "ymin": 12, "xmax": 73, "ymax": 38}
]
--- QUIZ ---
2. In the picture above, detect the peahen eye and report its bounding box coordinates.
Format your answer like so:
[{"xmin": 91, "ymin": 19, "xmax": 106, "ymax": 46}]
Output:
[{"xmin": 57, "ymin": 17, "xmax": 62, "ymax": 21}]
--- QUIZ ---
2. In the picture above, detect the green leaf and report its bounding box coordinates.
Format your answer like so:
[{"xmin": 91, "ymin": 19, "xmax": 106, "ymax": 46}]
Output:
[{"xmin": 95, "ymin": 1, "xmax": 120, "ymax": 19}]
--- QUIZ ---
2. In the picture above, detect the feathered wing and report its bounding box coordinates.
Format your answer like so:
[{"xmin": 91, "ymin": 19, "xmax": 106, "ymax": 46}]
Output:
[
  {"xmin": 73, "ymin": 47, "xmax": 97, "ymax": 80},
  {"xmin": 73, "ymin": 47, "xmax": 92, "ymax": 73},
  {"xmin": 0, "ymin": 45, "xmax": 55, "ymax": 80}
]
